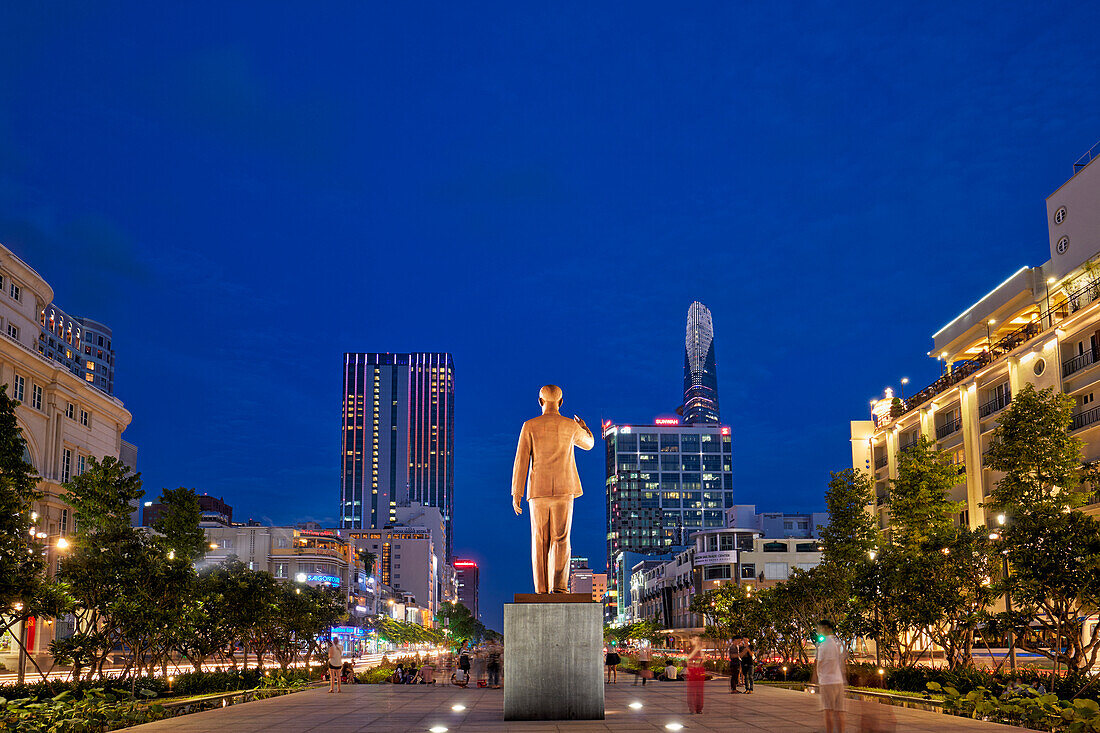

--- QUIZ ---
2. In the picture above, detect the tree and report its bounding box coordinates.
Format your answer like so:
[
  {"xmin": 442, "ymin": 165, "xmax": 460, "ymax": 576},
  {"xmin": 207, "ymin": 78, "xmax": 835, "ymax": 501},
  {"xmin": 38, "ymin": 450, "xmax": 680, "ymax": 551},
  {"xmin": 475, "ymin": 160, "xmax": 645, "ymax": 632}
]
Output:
[
  {"xmin": 55, "ymin": 456, "xmax": 148, "ymax": 680},
  {"xmin": 819, "ymin": 469, "xmax": 877, "ymax": 569},
  {"xmin": 985, "ymin": 384, "xmax": 1090, "ymax": 511},
  {"xmin": 267, "ymin": 583, "xmax": 346, "ymax": 671},
  {"xmin": 889, "ymin": 436, "xmax": 963, "ymax": 546},
  {"xmin": 0, "ymin": 383, "xmax": 55, "ymax": 682},
  {"xmin": 1000, "ymin": 508, "xmax": 1100, "ymax": 672},
  {"xmin": 435, "ymin": 601, "xmax": 485, "ymax": 648},
  {"xmin": 151, "ymin": 487, "xmax": 207, "ymax": 563}
]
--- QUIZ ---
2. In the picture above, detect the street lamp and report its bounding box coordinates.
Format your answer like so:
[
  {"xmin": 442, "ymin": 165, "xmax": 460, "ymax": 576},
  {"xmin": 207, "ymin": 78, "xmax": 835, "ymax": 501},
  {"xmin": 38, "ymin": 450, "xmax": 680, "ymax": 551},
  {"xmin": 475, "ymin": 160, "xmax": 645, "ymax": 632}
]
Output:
[
  {"xmin": 990, "ymin": 518, "xmax": 1016, "ymax": 671},
  {"xmin": 900, "ymin": 378, "xmax": 909, "ymax": 400},
  {"xmin": 296, "ymin": 572, "xmax": 307, "ymax": 583},
  {"xmin": 55, "ymin": 537, "xmax": 69, "ymax": 551}
]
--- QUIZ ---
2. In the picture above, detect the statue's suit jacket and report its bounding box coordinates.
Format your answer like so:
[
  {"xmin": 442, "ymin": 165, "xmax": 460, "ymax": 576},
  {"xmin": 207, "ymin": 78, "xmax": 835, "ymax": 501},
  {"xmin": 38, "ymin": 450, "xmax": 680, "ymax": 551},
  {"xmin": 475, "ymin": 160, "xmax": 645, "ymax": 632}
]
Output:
[{"xmin": 511, "ymin": 413, "xmax": 594, "ymax": 502}]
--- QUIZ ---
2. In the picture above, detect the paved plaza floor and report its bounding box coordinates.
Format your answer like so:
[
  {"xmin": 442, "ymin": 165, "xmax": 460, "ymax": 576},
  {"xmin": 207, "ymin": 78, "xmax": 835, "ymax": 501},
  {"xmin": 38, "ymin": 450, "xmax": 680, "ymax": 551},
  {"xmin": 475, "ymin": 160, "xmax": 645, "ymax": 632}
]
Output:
[{"xmin": 130, "ymin": 679, "xmax": 1031, "ymax": 732}]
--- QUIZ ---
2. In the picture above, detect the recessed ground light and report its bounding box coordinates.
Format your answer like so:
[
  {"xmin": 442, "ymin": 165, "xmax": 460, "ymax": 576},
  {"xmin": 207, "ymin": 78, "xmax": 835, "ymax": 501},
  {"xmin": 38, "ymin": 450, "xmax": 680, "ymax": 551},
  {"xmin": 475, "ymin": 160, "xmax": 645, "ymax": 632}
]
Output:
[
  {"xmin": 629, "ymin": 701, "xmax": 643, "ymax": 710},
  {"xmin": 429, "ymin": 727, "xmax": 448, "ymax": 733},
  {"xmin": 451, "ymin": 704, "xmax": 466, "ymax": 712},
  {"xmin": 665, "ymin": 724, "xmax": 684, "ymax": 731}
]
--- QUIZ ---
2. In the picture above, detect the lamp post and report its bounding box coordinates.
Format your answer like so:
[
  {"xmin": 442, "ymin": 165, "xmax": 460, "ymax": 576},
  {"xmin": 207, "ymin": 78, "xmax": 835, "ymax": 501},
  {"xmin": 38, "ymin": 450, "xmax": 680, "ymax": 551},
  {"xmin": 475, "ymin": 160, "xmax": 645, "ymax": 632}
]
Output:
[
  {"xmin": 900, "ymin": 378, "xmax": 909, "ymax": 401},
  {"xmin": 868, "ymin": 549, "xmax": 881, "ymax": 668},
  {"xmin": 991, "ymin": 514, "xmax": 1016, "ymax": 672}
]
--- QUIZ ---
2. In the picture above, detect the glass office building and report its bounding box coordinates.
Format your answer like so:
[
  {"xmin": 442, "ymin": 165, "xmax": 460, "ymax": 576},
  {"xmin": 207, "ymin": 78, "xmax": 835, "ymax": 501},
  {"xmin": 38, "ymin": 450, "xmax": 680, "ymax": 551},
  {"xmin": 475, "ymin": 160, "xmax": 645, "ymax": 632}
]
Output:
[
  {"xmin": 340, "ymin": 352, "xmax": 455, "ymax": 559},
  {"xmin": 603, "ymin": 419, "xmax": 732, "ymax": 620},
  {"xmin": 681, "ymin": 301, "xmax": 719, "ymax": 425}
]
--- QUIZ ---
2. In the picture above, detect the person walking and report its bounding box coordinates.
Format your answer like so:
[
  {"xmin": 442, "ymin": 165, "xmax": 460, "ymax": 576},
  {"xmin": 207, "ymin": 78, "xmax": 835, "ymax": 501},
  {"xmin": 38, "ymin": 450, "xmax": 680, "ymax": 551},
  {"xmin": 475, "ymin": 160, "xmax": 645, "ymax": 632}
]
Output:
[
  {"xmin": 327, "ymin": 637, "xmax": 344, "ymax": 693},
  {"xmin": 813, "ymin": 619, "xmax": 847, "ymax": 733},
  {"xmin": 605, "ymin": 647, "xmax": 620, "ymax": 683},
  {"xmin": 634, "ymin": 643, "xmax": 652, "ymax": 686},
  {"xmin": 486, "ymin": 642, "xmax": 502, "ymax": 689},
  {"xmin": 740, "ymin": 641, "xmax": 755, "ymax": 694},
  {"xmin": 685, "ymin": 636, "xmax": 705, "ymax": 714}
]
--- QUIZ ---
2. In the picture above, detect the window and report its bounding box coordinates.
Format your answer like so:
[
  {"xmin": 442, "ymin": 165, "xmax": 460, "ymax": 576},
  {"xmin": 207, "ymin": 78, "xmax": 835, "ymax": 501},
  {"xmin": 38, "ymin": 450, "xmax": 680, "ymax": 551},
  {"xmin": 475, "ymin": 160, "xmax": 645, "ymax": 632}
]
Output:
[
  {"xmin": 31, "ymin": 384, "xmax": 42, "ymax": 410},
  {"xmin": 764, "ymin": 562, "xmax": 789, "ymax": 580},
  {"xmin": 60, "ymin": 508, "xmax": 69, "ymax": 536},
  {"xmin": 762, "ymin": 541, "xmax": 788, "ymax": 552},
  {"xmin": 222, "ymin": 538, "xmax": 234, "ymax": 550},
  {"xmin": 80, "ymin": 409, "xmax": 88, "ymax": 426},
  {"xmin": 6, "ymin": 323, "xmax": 17, "ymax": 340},
  {"xmin": 783, "ymin": 520, "xmax": 793, "ymax": 530},
  {"xmin": 704, "ymin": 565, "xmax": 731, "ymax": 580},
  {"xmin": 12, "ymin": 375, "xmax": 24, "ymax": 402},
  {"xmin": 275, "ymin": 537, "xmax": 290, "ymax": 549},
  {"xmin": 66, "ymin": 402, "xmax": 75, "ymax": 419},
  {"xmin": 77, "ymin": 454, "xmax": 86, "ymax": 475},
  {"xmin": 9, "ymin": 282, "xmax": 20, "ymax": 301},
  {"xmin": 740, "ymin": 563, "xmax": 756, "ymax": 579},
  {"xmin": 1081, "ymin": 392, "xmax": 1094, "ymax": 408},
  {"xmin": 274, "ymin": 562, "xmax": 288, "ymax": 579},
  {"xmin": 61, "ymin": 448, "xmax": 72, "ymax": 482}
]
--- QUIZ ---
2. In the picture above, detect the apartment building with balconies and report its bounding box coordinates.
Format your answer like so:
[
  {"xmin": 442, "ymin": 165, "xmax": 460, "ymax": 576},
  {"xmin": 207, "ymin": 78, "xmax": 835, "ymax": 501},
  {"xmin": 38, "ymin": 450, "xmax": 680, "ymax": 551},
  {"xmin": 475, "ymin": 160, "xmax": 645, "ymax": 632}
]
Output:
[{"xmin": 853, "ymin": 144, "xmax": 1100, "ymax": 529}]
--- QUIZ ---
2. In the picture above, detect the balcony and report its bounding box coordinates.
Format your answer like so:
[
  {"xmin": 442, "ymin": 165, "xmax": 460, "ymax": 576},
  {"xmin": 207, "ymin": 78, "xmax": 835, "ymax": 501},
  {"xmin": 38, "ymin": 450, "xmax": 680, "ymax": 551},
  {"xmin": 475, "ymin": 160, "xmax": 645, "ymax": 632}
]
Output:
[
  {"xmin": 898, "ymin": 439, "xmax": 919, "ymax": 453},
  {"xmin": 899, "ymin": 274, "xmax": 1100, "ymax": 418},
  {"xmin": 874, "ymin": 454, "xmax": 888, "ymax": 470},
  {"xmin": 1063, "ymin": 349, "xmax": 1097, "ymax": 378},
  {"xmin": 979, "ymin": 391, "xmax": 1011, "ymax": 418},
  {"xmin": 1071, "ymin": 406, "xmax": 1100, "ymax": 432},
  {"xmin": 935, "ymin": 417, "xmax": 962, "ymax": 440},
  {"xmin": 875, "ymin": 495, "xmax": 889, "ymax": 507}
]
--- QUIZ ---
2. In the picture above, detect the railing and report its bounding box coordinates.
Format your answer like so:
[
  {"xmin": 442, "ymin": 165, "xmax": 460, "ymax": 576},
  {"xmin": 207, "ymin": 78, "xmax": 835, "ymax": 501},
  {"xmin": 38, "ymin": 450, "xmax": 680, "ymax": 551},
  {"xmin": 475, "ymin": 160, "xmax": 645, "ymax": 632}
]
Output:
[
  {"xmin": 875, "ymin": 495, "xmax": 889, "ymax": 507},
  {"xmin": 1063, "ymin": 349, "xmax": 1097, "ymax": 378},
  {"xmin": 898, "ymin": 439, "xmax": 919, "ymax": 453},
  {"xmin": 874, "ymin": 454, "xmax": 888, "ymax": 469},
  {"xmin": 1075, "ymin": 139, "xmax": 1100, "ymax": 173},
  {"xmin": 900, "ymin": 272, "xmax": 1100, "ymax": 417},
  {"xmin": 979, "ymin": 391, "xmax": 1011, "ymax": 418},
  {"xmin": 1071, "ymin": 406, "xmax": 1100, "ymax": 431},
  {"xmin": 935, "ymin": 417, "xmax": 962, "ymax": 439}
]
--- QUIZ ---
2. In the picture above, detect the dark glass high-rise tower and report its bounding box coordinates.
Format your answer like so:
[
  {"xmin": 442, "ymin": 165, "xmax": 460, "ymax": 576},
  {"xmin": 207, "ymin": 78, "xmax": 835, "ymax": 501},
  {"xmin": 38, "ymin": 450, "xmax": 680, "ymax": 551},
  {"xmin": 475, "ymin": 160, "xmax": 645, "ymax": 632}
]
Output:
[
  {"xmin": 340, "ymin": 352, "xmax": 455, "ymax": 559},
  {"xmin": 681, "ymin": 301, "xmax": 720, "ymax": 425}
]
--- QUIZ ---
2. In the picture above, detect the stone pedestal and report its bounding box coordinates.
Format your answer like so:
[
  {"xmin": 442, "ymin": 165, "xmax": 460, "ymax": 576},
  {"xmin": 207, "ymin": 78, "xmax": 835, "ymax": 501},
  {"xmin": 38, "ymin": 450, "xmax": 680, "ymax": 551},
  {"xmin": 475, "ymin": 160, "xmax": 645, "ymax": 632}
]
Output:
[{"xmin": 503, "ymin": 601, "xmax": 604, "ymax": 720}]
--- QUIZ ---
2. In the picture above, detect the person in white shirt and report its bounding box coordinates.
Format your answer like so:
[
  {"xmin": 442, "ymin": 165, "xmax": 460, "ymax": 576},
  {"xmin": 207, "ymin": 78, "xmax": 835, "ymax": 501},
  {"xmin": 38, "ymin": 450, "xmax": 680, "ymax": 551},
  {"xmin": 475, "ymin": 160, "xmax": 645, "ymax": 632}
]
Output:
[
  {"xmin": 662, "ymin": 661, "xmax": 677, "ymax": 681},
  {"xmin": 328, "ymin": 638, "xmax": 344, "ymax": 693},
  {"xmin": 812, "ymin": 620, "xmax": 846, "ymax": 733}
]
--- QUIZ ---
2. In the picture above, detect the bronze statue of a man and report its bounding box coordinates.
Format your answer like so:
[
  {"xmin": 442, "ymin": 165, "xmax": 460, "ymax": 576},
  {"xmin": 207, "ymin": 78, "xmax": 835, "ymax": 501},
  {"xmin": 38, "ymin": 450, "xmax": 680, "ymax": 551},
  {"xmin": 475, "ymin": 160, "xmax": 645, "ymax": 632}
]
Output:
[{"xmin": 511, "ymin": 384, "xmax": 594, "ymax": 594}]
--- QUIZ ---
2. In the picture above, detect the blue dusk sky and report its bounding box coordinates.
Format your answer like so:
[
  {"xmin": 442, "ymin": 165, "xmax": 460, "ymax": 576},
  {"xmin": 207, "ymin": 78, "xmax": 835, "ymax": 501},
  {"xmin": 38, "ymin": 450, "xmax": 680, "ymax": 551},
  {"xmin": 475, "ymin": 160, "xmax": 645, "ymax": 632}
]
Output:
[{"xmin": 2, "ymin": 2, "xmax": 1100, "ymax": 629}]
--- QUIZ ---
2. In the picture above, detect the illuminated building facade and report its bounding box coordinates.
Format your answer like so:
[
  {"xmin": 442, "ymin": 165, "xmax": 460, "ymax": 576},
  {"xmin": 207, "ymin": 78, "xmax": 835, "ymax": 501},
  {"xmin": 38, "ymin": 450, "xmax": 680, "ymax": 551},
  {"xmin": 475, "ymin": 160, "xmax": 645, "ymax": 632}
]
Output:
[
  {"xmin": 603, "ymin": 418, "xmax": 733, "ymax": 622},
  {"xmin": 681, "ymin": 301, "xmax": 720, "ymax": 425},
  {"xmin": 853, "ymin": 146, "xmax": 1100, "ymax": 529},
  {"xmin": 340, "ymin": 352, "xmax": 455, "ymax": 558},
  {"xmin": 453, "ymin": 559, "xmax": 479, "ymax": 620},
  {"xmin": 0, "ymin": 242, "xmax": 133, "ymax": 671}
]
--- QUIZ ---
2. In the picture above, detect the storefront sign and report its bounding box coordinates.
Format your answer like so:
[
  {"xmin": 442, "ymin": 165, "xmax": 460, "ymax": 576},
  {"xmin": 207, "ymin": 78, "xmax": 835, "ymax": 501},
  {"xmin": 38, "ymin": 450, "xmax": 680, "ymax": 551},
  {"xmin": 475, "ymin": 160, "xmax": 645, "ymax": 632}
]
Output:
[
  {"xmin": 308, "ymin": 574, "xmax": 341, "ymax": 586},
  {"xmin": 693, "ymin": 550, "xmax": 738, "ymax": 567}
]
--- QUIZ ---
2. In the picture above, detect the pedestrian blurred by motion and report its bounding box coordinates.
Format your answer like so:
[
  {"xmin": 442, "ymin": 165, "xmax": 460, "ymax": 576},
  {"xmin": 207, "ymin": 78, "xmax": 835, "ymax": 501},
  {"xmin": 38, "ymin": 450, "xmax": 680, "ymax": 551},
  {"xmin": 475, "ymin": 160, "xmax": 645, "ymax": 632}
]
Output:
[
  {"xmin": 813, "ymin": 619, "xmax": 847, "ymax": 733},
  {"xmin": 685, "ymin": 636, "xmax": 705, "ymax": 714},
  {"xmin": 740, "ymin": 640, "xmax": 755, "ymax": 694}
]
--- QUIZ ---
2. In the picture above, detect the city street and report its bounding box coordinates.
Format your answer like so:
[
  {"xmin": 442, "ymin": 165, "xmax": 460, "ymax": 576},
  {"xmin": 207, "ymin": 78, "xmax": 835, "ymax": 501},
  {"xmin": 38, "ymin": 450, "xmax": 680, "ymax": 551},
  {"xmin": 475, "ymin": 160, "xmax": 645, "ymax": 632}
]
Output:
[{"xmin": 128, "ymin": 681, "xmax": 1031, "ymax": 732}]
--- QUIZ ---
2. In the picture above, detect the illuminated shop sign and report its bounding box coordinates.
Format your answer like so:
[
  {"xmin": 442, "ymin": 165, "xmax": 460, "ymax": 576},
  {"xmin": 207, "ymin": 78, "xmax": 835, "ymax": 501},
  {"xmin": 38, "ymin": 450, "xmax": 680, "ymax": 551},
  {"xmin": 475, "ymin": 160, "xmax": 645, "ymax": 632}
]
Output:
[{"xmin": 308, "ymin": 574, "xmax": 341, "ymax": 586}]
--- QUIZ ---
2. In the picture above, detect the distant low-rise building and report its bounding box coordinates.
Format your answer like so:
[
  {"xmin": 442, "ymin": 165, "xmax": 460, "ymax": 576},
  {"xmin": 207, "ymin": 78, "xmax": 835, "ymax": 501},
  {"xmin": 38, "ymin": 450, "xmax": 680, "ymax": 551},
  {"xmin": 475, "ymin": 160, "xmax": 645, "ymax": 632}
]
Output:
[
  {"xmin": 726, "ymin": 504, "xmax": 828, "ymax": 538},
  {"xmin": 143, "ymin": 493, "xmax": 233, "ymax": 528},
  {"xmin": 627, "ymin": 524, "xmax": 824, "ymax": 640},
  {"xmin": 202, "ymin": 525, "xmax": 369, "ymax": 615}
]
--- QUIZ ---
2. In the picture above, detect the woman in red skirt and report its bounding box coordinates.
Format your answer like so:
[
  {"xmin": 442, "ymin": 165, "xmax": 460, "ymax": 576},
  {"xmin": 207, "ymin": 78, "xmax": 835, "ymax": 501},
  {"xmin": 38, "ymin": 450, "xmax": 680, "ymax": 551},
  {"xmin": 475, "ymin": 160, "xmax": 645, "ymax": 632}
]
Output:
[{"xmin": 685, "ymin": 636, "xmax": 705, "ymax": 714}]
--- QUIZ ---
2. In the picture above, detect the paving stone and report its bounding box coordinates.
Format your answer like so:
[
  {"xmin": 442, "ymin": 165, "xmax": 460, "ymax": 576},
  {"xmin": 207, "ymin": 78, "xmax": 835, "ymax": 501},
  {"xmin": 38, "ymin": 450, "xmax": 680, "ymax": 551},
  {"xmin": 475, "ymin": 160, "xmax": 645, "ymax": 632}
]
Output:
[{"xmin": 128, "ymin": 679, "xmax": 1033, "ymax": 732}]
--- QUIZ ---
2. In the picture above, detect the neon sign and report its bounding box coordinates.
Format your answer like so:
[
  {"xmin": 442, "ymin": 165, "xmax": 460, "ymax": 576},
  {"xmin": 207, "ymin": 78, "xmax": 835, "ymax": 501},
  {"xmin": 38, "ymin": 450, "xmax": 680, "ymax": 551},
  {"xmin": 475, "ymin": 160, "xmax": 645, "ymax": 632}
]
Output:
[
  {"xmin": 654, "ymin": 418, "xmax": 679, "ymax": 426},
  {"xmin": 308, "ymin": 574, "xmax": 341, "ymax": 586},
  {"xmin": 454, "ymin": 560, "xmax": 477, "ymax": 568}
]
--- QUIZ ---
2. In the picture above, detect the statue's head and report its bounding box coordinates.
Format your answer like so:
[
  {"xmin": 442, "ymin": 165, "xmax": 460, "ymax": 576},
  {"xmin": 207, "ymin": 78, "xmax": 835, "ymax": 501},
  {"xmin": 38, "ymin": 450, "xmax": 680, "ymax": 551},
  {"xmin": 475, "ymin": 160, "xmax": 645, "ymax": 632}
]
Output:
[{"xmin": 538, "ymin": 384, "xmax": 563, "ymax": 413}]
